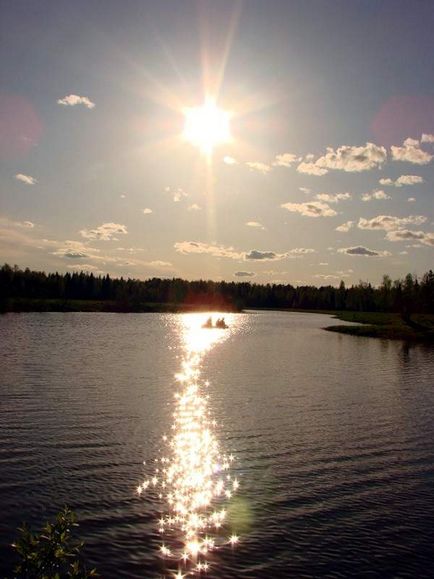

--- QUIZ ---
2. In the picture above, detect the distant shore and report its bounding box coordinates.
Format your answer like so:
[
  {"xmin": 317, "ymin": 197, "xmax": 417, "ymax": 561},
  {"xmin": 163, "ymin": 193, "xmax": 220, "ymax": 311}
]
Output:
[{"xmin": 0, "ymin": 298, "xmax": 238, "ymax": 314}]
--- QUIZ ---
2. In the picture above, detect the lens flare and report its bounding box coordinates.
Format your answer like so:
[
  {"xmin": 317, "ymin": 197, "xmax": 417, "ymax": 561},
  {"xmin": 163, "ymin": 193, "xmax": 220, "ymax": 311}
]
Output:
[{"xmin": 138, "ymin": 313, "xmax": 241, "ymax": 575}]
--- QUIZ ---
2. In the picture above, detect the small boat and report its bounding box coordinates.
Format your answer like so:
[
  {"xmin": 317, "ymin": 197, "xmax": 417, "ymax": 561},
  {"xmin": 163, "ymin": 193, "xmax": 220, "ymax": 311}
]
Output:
[{"xmin": 202, "ymin": 317, "xmax": 228, "ymax": 329}]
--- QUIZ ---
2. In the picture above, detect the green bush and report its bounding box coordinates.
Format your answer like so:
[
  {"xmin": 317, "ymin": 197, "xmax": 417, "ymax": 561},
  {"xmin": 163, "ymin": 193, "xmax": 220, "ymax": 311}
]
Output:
[{"xmin": 11, "ymin": 507, "xmax": 97, "ymax": 578}]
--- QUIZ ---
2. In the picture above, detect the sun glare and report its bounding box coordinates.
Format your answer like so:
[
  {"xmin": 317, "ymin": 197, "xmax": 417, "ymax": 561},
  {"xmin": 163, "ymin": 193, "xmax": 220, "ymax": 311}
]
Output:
[{"xmin": 183, "ymin": 100, "xmax": 231, "ymax": 155}]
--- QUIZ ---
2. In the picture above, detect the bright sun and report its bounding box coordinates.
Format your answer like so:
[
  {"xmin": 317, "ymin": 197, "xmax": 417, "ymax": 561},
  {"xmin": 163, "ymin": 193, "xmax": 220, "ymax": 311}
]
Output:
[{"xmin": 183, "ymin": 100, "xmax": 231, "ymax": 155}]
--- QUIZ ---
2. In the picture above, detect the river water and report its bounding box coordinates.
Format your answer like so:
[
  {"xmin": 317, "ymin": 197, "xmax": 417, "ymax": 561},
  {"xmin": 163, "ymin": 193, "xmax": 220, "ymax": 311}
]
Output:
[{"xmin": 1, "ymin": 311, "xmax": 434, "ymax": 578}]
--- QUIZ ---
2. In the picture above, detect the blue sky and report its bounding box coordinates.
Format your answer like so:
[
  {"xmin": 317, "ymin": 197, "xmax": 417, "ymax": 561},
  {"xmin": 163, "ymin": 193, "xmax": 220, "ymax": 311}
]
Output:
[{"xmin": 1, "ymin": 0, "xmax": 433, "ymax": 285}]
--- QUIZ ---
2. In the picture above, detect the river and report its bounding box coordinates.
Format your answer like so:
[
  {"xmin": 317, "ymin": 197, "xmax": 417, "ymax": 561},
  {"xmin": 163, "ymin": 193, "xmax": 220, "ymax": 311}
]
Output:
[{"xmin": 1, "ymin": 311, "xmax": 433, "ymax": 577}]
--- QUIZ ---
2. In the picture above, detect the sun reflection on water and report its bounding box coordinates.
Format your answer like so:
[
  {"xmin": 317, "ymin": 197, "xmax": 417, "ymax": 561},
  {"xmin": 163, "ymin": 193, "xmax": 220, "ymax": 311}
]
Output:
[{"xmin": 138, "ymin": 313, "xmax": 241, "ymax": 576}]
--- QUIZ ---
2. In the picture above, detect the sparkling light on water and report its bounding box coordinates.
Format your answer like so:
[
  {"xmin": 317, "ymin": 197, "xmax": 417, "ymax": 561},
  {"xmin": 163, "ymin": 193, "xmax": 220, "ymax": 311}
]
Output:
[{"xmin": 138, "ymin": 313, "xmax": 240, "ymax": 576}]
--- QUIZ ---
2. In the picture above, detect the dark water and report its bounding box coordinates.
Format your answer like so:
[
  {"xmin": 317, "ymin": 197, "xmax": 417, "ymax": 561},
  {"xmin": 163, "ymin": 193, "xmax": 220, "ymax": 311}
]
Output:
[{"xmin": 1, "ymin": 311, "xmax": 434, "ymax": 578}]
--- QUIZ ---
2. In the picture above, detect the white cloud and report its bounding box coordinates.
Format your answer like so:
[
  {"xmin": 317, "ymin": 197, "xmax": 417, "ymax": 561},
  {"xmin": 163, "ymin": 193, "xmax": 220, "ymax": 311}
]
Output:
[
  {"xmin": 234, "ymin": 271, "xmax": 255, "ymax": 277},
  {"xmin": 223, "ymin": 156, "xmax": 238, "ymax": 165},
  {"xmin": 143, "ymin": 208, "xmax": 152, "ymax": 215},
  {"xmin": 358, "ymin": 215, "xmax": 427, "ymax": 231},
  {"xmin": 379, "ymin": 178, "xmax": 394, "ymax": 186},
  {"xmin": 120, "ymin": 193, "xmax": 126, "ymax": 199},
  {"xmin": 380, "ymin": 175, "xmax": 423, "ymax": 187},
  {"xmin": 246, "ymin": 221, "xmax": 265, "ymax": 229},
  {"xmin": 385, "ymin": 230, "xmax": 434, "ymax": 246},
  {"xmin": 15, "ymin": 173, "xmax": 37, "ymax": 185},
  {"xmin": 246, "ymin": 161, "xmax": 271, "ymax": 174},
  {"xmin": 361, "ymin": 189, "xmax": 391, "ymax": 201},
  {"xmin": 421, "ymin": 133, "xmax": 434, "ymax": 143},
  {"xmin": 188, "ymin": 203, "xmax": 201, "ymax": 211},
  {"xmin": 299, "ymin": 187, "xmax": 311, "ymax": 194},
  {"xmin": 273, "ymin": 153, "xmax": 299, "ymax": 167},
  {"xmin": 407, "ymin": 197, "xmax": 416, "ymax": 203},
  {"xmin": 57, "ymin": 94, "xmax": 95, "ymax": 109},
  {"xmin": 315, "ymin": 142, "xmax": 387, "ymax": 172},
  {"xmin": 391, "ymin": 137, "xmax": 433, "ymax": 165},
  {"xmin": 315, "ymin": 192, "xmax": 351, "ymax": 203},
  {"xmin": 281, "ymin": 201, "xmax": 337, "ymax": 217},
  {"xmin": 297, "ymin": 161, "xmax": 328, "ymax": 176},
  {"xmin": 80, "ymin": 222, "xmax": 128, "ymax": 241},
  {"xmin": 336, "ymin": 221, "xmax": 354, "ymax": 232},
  {"xmin": 174, "ymin": 241, "xmax": 243, "ymax": 260},
  {"xmin": 338, "ymin": 246, "xmax": 391, "ymax": 257}
]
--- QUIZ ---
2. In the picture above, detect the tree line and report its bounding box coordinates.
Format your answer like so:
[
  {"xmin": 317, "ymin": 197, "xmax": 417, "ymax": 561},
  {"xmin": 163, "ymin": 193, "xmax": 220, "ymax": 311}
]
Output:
[{"xmin": 1, "ymin": 263, "xmax": 433, "ymax": 313}]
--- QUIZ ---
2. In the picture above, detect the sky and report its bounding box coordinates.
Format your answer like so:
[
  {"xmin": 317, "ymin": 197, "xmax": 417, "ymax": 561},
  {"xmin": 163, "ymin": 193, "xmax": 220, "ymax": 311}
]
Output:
[{"xmin": 1, "ymin": 0, "xmax": 433, "ymax": 287}]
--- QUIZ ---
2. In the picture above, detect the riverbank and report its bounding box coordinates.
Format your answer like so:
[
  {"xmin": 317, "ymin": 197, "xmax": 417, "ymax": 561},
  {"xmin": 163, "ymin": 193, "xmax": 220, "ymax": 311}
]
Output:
[{"xmin": 325, "ymin": 311, "xmax": 434, "ymax": 341}]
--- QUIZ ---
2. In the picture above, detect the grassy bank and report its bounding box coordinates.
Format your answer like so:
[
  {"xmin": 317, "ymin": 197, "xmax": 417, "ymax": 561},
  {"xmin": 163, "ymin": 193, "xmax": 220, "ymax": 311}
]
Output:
[
  {"xmin": 325, "ymin": 311, "xmax": 434, "ymax": 341},
  {"xmin": 0, "ymin": 298, "xmax": 238, "ymax": 313}
]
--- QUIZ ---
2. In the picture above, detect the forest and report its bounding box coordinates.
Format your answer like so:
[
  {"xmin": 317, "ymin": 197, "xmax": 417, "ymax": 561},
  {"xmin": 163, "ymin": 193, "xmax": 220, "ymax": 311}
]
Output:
[{"xmin": 1, "ymin": 264, "xmax": 433, "ymax": 314}]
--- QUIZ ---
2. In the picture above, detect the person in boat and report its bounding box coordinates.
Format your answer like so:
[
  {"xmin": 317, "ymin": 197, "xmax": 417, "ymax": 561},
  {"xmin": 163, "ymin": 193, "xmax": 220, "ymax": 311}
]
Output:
[
  {"xmin": 203, "ymin": 316, "xmax": 213, "ymax": 328},
  {"xmin": 216, "ymin": 317, "xmax": 227, "ymax": 329}
]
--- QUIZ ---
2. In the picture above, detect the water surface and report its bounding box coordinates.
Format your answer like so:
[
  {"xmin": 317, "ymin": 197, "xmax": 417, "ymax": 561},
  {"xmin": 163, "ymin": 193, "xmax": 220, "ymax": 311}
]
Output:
[{"xmin": 1, "ymin": 311, "xmax": 434, "ymax": 577}]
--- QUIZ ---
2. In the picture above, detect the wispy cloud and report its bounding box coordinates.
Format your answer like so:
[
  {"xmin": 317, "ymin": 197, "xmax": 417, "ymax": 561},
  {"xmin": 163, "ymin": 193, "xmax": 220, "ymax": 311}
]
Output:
[
  {"xmin": 57, "ymin": 94, "xmax": 95, "ymax": 109},
  {"xmin": 358, "ymin": 215, "xmax": 427, "ymax": 231},
  {"xmin": 147, "ymin": 260, "xmax": 173, "ymax": 267},
  {"xmin": 281, "ymin": 201, "xmax": 337, "ymax": 217},
  {"xmin": 407, "ymin": 197, "xmax": 416, "ymax": 203},
  {"xmin": 421, "ymin": 133, "xmax": 434, "ymax": 143},
  {"xmin": 338, "ymin": 246, "xmax": 391, "ymax": 257},
  {"xmin": 53, "ymin": 240, "xmax": 98, "ymax": 259},
  {"xmin": 244, "ymin": 250, "xmax": 286, "ymax": 261},
  {"xmin": 80, "ymin": 222, "xmax": 127, "ymax": 241},
  {"xmin": 315, "ymin": 192, "xmax": 351, "ymax": 203},
  {"xmin": 273, "ymin": 153, "xmax": 299, "ymax": 167},
  {"xmin": 288, "ymin": 248, "xmax": 316, "ymax": 254},
  {"xmin": 15, "ymin": 173, "xmax": 37, "ymax": 185},
  {"xmin": 66, "ymin": 263, "xmax": 103, "ymax": 273},
  {"xmin": 174, "ymin": 241, "xmax": 243, "ymax": 260},
  {"xmin": 336, "ymin": 221, "xmax": 354, "ymax": 232},
  {"xmin": 361, "ymin": 189, "xmax": 391, "ymax": 201},
  {"xmin": 297, "ymin": 161, "xmax": 328, "ymax": 176},
  {"xmin": 165, "ymin": 186, "xmax": 189, "ymax": 202},
  {"xmin": 223, "ymin": 156, "xmax": 238, "ymax": 165},
  {"xmin": 246, "ymin": 221, "xmax": 265, "ymax": 229},
  {"xmin": 143, "ymin": 208, "xmax": 152, "ymax": 214},
  {"xmin": 385, "ymin": 230, "xmax": 434, "ymax": 246},
  {"xmin": 188, "ymin": 204, "xmax": 201, "ymax": 211},
  {"xmin": 174, "ymin": 241, "xmax": 288, "ymax": 261},
  {"xmin": 379, "ymin": 175, "xmax": 423, "ymax": 187},
  {"xmin": 234, "ymin": 271, "xmax": 255, "ymax": 277},
  {"xmin": 391, "ymin": 137, "xmax": 432, "ymax": 165},
  {"xmin": 246, "ymin": 161, "xmax": 271, "ymax": 174}
]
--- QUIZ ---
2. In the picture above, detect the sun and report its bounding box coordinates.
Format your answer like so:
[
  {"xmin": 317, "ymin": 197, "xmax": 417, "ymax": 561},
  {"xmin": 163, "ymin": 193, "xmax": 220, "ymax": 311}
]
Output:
[{"xmin": 183, "ymin": 99, "xmax": 231, "ymax": 155}]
